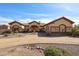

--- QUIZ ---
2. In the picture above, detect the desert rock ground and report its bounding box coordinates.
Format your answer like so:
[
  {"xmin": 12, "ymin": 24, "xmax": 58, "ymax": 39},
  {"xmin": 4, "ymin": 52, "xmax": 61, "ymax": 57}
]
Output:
[{"xmin": 0, "ymin": 33, "xmax": 79, "ymax": 55}]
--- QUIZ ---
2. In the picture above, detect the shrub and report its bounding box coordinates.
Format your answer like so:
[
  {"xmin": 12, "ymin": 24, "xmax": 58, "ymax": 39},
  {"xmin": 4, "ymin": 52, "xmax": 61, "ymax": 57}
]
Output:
[
  {"xmin": 70, "ymin": 28, "xmax": 79, "ymax": 36},
  {"xmin": 4, "ymin": 34, "xmax": 8, "ymax": 37},
  {"xmin": 64, "ymin": 32, "xmax": 72, "ymax": 35},
  {"xmin": 43, "ymin": 46, "xmax": 71, "ymax": 56}
]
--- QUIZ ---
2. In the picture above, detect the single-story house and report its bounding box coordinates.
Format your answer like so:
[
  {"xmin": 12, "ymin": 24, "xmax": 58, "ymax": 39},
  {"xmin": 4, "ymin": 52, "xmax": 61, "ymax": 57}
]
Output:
[{"xmin": 0, "ymin": 16, "xmax": 75, "ymax": 33}]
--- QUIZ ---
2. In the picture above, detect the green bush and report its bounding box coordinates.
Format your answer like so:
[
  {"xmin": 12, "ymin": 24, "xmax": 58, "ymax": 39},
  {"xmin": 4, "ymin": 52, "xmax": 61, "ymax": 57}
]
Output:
[
  {"xmin": 64, "ymin": 32, "xmax": 72, "ymax": 35},
  {"xmin": 43, "ymin": 46, "xmax": 71, "ymax": 56},
  {"xmin": 70, "ymin": 28, "xmax": 79, "ymax": 36}
]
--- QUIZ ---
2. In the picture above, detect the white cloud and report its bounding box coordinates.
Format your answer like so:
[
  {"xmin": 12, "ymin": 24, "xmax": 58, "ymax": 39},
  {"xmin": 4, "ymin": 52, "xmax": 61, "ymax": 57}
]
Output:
[
  {"xmin": 62, "ymin": 6, "xmax": 73, "ymax": 12},
  {"xmin": 19, "ymin": 18, "xmax": 52, "ymax": 23},
  {"xmin": 64, "ymin": 16, "xmax": 79, "ymax": 25},
  {"xmin": 71, "ymin": 17, "xmax": 79, "ymax": 25},
  {"xmin": 58, "ymin": 4, "xmax": 79, "ymax": 13},
  {"xmin": 26, "ymin": 13, "xmax": 50, "ymax": 17},
  {"xmin": 49, "ymin": 4, "xmax": 78, "ymax": 12},
  {"xmin": 19, "ymin": 12, "xmax": 50, "ymax": 17},
  {"xmin": 0, "ymin": 16, "xmax": 14, "ymax": 25},
  {"xmin": 0, "ymin": 16, "xmax": 52, "ymax": 25},
  {"xmin": 18, "ymin": 16, "xmax": 79, "ymax": 25},
  {"xmin": 56, "ymin": 4, "xmax": 73, "ymax": 12},
  {"xmin": 0, "ymin": 16, "xmax": 78, "ymax": 25}
]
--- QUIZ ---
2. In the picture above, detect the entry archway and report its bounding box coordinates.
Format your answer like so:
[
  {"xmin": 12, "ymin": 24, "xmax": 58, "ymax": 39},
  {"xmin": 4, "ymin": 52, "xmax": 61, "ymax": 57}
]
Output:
[
  {"xmin": 30, "ymin": 25, "xmax": 39, "ymax": 32},
  {"xmin": 59, "ymin": 24, "xmax": 66, "ymax": 32},
  {"xmin": 11, "ymin": 25, "xmax": 21, "ymax": 33}
]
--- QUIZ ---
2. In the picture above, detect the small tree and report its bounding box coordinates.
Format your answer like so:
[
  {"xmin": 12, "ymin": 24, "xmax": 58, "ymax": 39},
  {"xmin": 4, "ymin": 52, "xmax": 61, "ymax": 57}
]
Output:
[
  {"xmin": 74, "ymin": 24, "xmax": 79, "ymax": 29},
  {"xmin": 70, "ymin": 24, "xmax": 79, "ymax": 36},
  {"xmin": 71, "ymin": 28, "xmax": 77, "ymax": 36}
]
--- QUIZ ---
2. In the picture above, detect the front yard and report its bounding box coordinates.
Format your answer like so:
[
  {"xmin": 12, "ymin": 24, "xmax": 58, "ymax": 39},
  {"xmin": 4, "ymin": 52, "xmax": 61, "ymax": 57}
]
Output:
[
  {"xmin": 0, "ymin": 33, "xmax": 79, "ymax": 55},
  {"xmin": 0, "ymin": 33, "xmax": 79, "ymax": 48}
]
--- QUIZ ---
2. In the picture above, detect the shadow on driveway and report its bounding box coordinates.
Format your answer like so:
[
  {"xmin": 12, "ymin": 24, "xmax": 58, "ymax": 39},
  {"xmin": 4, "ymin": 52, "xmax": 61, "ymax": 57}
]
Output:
[{"xmin": 37, "ymin": 32, "xmax": 79, "ymax": 38}]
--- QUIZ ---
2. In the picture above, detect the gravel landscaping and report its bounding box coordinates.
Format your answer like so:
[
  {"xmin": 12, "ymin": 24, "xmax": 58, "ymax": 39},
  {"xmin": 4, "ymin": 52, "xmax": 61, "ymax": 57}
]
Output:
[{"xmin": 0, "ymin": 33, "xmax": 78, "ymax": 55}]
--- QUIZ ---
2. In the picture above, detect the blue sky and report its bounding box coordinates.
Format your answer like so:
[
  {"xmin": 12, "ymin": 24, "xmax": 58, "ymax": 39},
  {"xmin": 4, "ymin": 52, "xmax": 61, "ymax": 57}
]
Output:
[{"xmin": 0, "ymin": 3, "xmax": 79, "ymax": 24}]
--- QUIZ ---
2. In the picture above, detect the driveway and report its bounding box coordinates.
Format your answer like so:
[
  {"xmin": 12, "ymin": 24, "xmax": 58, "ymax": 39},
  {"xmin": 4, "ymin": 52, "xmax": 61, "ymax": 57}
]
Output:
[
  {"xmin": 38, "ymin": 36, "xmax": 79, "ymax": 45},
  {"xmin": 0, "ymin": 33, "xmax": 79, "ymax": 48}
]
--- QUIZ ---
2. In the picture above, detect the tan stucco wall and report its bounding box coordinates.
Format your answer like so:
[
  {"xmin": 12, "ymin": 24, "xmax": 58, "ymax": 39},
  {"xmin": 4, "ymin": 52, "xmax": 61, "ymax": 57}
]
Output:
[
  {"xmin": 29, "ymin": 22, "xmax": 40, "ymax": 31},
  {"xmin": 24, "ymin": 26, "xmax": 29, "ymax": 31},
  {"xmin": 45, "ymin": 19, "xmax": 73, "ymax": 32},
  {"xmin": 9, "ymin": 23, "xmax": 24, "ymax": 32},
  {"xmin": 29, "ymin": 22, "xmax": 40, "ymax": 27},
  {"xmin": 66, "ymin": 27, "xmax": 72, "ymax": 32}
]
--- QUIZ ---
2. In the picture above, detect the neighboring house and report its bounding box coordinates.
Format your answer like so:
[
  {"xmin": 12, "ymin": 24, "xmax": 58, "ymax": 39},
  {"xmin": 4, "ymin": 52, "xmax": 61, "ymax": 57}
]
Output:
[
  {"xmin": 0, "ymin": 16, "xmax": 75, "ymax": 33},
  {"xmin": 44, "ymin": 17, "xmax": 74, "ymax": 33},
  {"xmin": 28, "ymin": 21, "xmax": 45, "ymax": 32},
  {"xmin": 23, "ymin": 21, "xmax": 45, "ymax": 32},
  {"xmin": 8, "ymin": 21, "xmax": 45, "ymax": 32},
  {"xmin": 0, "ymin": 25, "xmax": 9, "ymax": 33}
]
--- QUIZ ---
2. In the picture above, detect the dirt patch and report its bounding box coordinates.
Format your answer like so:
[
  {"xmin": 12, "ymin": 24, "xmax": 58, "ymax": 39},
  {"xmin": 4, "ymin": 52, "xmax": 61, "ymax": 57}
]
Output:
[{"xmin": 0, "ymin": 44, "xmax": 44, "ymax": 56}]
